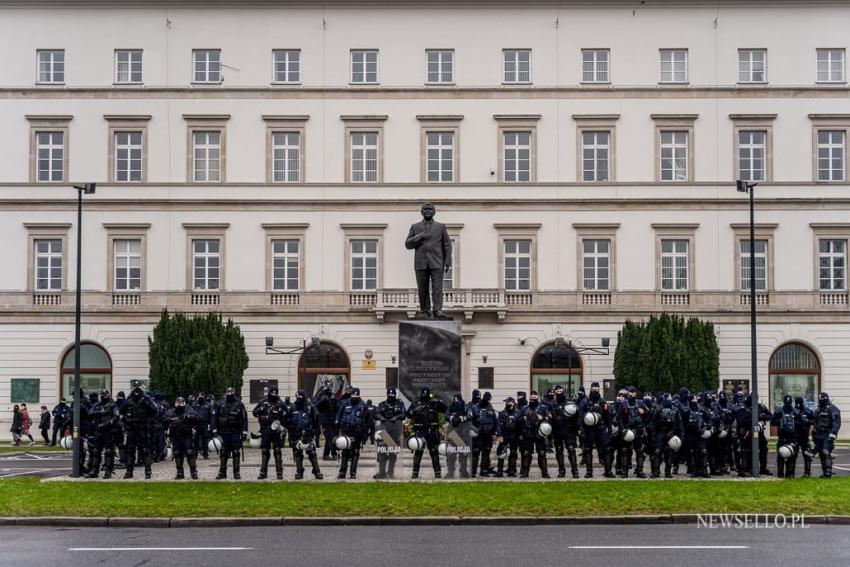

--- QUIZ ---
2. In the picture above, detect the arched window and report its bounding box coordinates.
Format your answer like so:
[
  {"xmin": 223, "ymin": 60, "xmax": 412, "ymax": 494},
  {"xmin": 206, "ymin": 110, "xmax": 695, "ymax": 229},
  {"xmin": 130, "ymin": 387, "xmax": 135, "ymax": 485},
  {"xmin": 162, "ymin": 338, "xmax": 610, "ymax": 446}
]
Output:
[
  {"xmin": 298, "ymin": 341, "xmax": 351, "ymax": 398},
  {"xmin": 530, "ymin": 341, "xmax": 583, "ymax": 396},
  {"xmin": 60, "ymin": 342, "xmax": 112, "ymax": 400},
  {"xmin": 768, "ymin": 342, "xmax": 820, "ymax": 411}
]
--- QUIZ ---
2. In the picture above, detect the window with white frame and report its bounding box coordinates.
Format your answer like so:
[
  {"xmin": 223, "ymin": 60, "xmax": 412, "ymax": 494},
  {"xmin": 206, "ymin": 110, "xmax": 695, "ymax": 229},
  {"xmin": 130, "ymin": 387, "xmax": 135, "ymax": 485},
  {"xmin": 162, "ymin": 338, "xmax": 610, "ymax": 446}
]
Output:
[
  {"xmin": 660, "ymin": 131, "xmax": 688, "ymax": 181},
  {"xmin": 503, "ymin": 131, "xmax": 531, "ymax": 182},
  {"xmin": 192, "ymin": 131, "xmax": 221, "ymax": 182},
  {"xmin": 115, "ymin": 50, "xmax": 142, "ymax": 84},
  {"xmin": 503, "ymin": 239, "xmax": 531, "ymax": 291},
  {"xmin": 582, "ymin": 49, "xmax": 609, "ymax": 83},
  {"xmin": 350, "ymin": 132, "xmax": 379, "ymax": 182},
  {"xmin": 271, "ymin": 239, "xmax": 300, "ymax": 291},
  {"xmin": 37, "ymin": 50, "xmax": 64, "ymax": 84},
  {"xmin": 113, "ymin": 239, "xmax": 141, "ymax": 291},
  {"xmin": 738, "ymin": 130, "xmax": 766, "ymax": 181},
  {"xmin": 351, "ymin": 50, "xmax": 378, "ymax": 84},
  {"xmin": 819, "ymin": 239, "xmax": 846, "ymax": 290},
  {"xmin": 34, "ymin": 239, "xmax": 62, "ymax": 291},
  {"xmin": 192, "ymin": 239, "xmax": 220, "ymax": 290},
  {"xmin": 114, "ymin": 131, "xmax": 143, "ymax": 182},
  {"xmin": 271, "ymin": 132, "xmax": 300, "ymax": 182},
  {"xmin": 503, "ymin": 49, "xmax": 531, "ymax": 84},
  {"xmin": 426, "ymin": 132, "xmax": 454, "ymax": 182},
  {"xmin": 738, "ymin": 49, "xmax": 766, "ymax": 83},
  {"xmin": 582, "ymin": 131, "xmax": 610, "ymax": 182},
  {"xmin": 426, "ymin": 50, "xmax": 453, "ymax": 84},
  {"xmin": 740, "ymin": 239, "xmax": 768, "ymax": 291},
  {"xmin": 817, "ymin": 49, "xmax": 845, "ymax": 83},
  {"xmin": 660, "ymin": 239, "xmax": 689, "ymax": 290},
  {"xmin": 350, "ymin": 239, "xmax": 378, "ymax": 290},
  {"xmin": 272, "ymin": 49, "xmax": 300, "ymax": 83},
  {"xmin": 659, "ymin": 49, "xmax": 688, "ymax": 83},
  {"xmin": 582, "ymin": 239, "xmax": 610, "ymax": 291},
  {"xmin": 36, "ymin": 132, "xmax": 65, "ymax": 182},
  {"xmin": 817, "ymin": 130, "xmax": 845, "ymax": 181},
  {"xmin": 193, "ymin": 49, "xmax": 221, "ymax": 83}
]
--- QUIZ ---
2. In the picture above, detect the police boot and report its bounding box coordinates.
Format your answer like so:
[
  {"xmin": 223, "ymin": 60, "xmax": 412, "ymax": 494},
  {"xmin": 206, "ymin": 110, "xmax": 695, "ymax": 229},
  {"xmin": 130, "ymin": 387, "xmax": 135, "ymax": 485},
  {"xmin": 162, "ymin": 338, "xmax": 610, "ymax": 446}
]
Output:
[
  {"xmin": 104, "ymin": 450, "xmax": 115, "ymax": 479},
  {"xmin": 821, "ymin": 454, "xmax": 833, "ymax": 478},
  {"xmin": 258, "ymin": 449, "xmax": 270, "ymax": 480},
  {"xmin": 519, "ymin": 453, "xmax": 530, "ymax": 478},
  {"xmin": 494, "ymin": 459, "xmax": 505, "ymax": 478},
  {"xmin": 603, "ymin": 451, "xmax": 616, "ymax": 478},
  {"xmin": 123, "ymin": 460, "xmax": 134, "ymax": 479},
  {"xmin": 175, "ymin": 455, "xmax": 185, "ymax": 480},
  {"xmin": 785, "ymin": 457, "xmax": 797, "ymax": 479},
  {"xmin": 567, "ymin": 447, "xmax": 579, "ymax": 478},
  {"xmin": 617, "ymin": 450, "xmax": 629, "ymax": 478},
  {"xmin": 86, "ymin": 453, "xmax": 101, "ymax": 479},
  {"xmin": 538, "ymin": 453, "xmax": 550, "ymax": 478},
  {"xmin": 294, "ymin": 453, "xmax": 305, "ymax": 480},
  {"xmin": 188, "ymin": 455, "xmax": 198, "ymax": 480},
  {"xmin": 232, "ymin": 450, "xmax": 241, "ymax": 480},
  {"xmin": 650, "ymin": 454, "xmax": 661, "ymax": 478},
  {"xmin": 273, "ymin": 449, "xmax": 283, "ymax": 480},
  {"xmin": 144, "ymin": 454, "xmax": 152, "ymax": 480},
  {"xmin": 507, "ymin": 452, "xmax": 517, "ymax": 477},
  {"xmin": 776, "ymin": 455, "xmax": 785, "ymax": 478},
  {"xmin": 216, "ymin": 451, "xmax": 229, "ymax": 479},
  {"xmin": 307, "ymin": 454, "xmax": 322, "ymax": 479},
  {"xmin": 337, "ymin": 453, "xmax": 349, "ymax": 479},
  {"xmin": 430, "ymin": 450, "xmax": 442, "ymax": 479},
  {"xmin": 470, "ymin": 452, "xmax": 480, "ymax": 478},
  {"xmin": 459, "ymin": 455, "xmax": 470, "ymax": 479},
  {"xmin": 699, "ymin": 449, "xmax": 711, "ymax": 478},
  {"xmin": 387, "ymin": 455, "xmax": 397, "ymax": 479},
  {"xmin": 584, "ymin": 451, "xmax": 594, "ymax": 478},
  {"xmin": 555, "ymin": 450, "xmax": 566, "ymax": 478},
  {"xmin": 349, "ymin": 452, "xmax": 359, "ymax": 479},
  {"xmin": 412, "ymin": 451, "xmax": 423, "ymax": 479},
  {"xmin": 803, "ymin": 454, "xmax": 812, "ymax": 477},
  {"xmin": 664, "ymin": 457, "xmax": 673, "ymax": 478},
  {"xmin": 480, "ymin": 448, "xmax": 494, "ymax": 476},
  {"xmin": 374, "ymin": 454, "xmax": 387, "ymax": 479},
  {"xmin": 635, "ymin": 453, "xmax": 647, "ymax": 478}
]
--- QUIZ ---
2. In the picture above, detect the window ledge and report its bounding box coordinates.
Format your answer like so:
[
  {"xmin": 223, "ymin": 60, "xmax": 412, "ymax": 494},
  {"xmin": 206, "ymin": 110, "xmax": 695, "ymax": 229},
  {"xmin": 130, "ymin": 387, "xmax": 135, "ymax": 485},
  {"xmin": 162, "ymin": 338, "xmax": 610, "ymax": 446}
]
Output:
[{"xmin": 270, "ymin": 82, "xmax": 302, "ymax": 86}]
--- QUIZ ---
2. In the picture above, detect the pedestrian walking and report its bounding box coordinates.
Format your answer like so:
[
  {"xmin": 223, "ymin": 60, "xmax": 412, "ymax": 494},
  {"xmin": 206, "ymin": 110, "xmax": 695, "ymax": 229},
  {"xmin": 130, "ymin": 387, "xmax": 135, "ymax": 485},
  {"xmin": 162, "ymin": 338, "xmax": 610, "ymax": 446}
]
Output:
[
  {"xmin": 10, "ymin": 405, "xmax": 23, "ymax": 446},
  {"xmin": 38, "ymin": 405, "xmax": 51, "ymax": 445},
  {"xmin": 20, "ymin": 403, "xmax": 35, "ymax": 445}
]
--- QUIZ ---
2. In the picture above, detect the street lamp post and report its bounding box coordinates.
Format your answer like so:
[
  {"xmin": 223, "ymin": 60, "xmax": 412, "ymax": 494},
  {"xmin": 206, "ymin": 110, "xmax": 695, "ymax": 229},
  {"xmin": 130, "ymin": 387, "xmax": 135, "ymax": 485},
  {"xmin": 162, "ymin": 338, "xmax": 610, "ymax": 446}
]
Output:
[
  {"xmin": 737, "ymin": 179, "xmax": 760, "ymax": 478},
  {"xmin": 71, "ymin": 182, "xmax": 96, "ymax": 478}
]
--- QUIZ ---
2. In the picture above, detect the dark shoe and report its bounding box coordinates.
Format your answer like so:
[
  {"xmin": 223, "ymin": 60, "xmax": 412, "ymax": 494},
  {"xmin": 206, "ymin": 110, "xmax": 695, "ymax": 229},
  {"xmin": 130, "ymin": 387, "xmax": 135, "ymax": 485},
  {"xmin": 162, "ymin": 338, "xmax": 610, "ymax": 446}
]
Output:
[
  {"xmin": 665, "ymin": 472, "xmax": 673, "ymax": 478},
  {"xmin": 144, "ymin": 472, "xmax": 151, "ymax": 480},
  {"xmin": 434, "ymin": 471, "xmax": 441, "ymax": 479},
  {"xmin": 258, "ymin": 472, "xmax": 267, "ymax": 480},
  {"xmin": 103, "ymin": 472, "xmax": 112, "ymax": 479},
  {"xmin": 636, "ymin": 472, "xmax": 647, "ymax": 479},
  {"xmin": 314, "ymin": 472, "xmax": 323, "ymax": 480},
  {"xmin": 123, "ymin": 471, "xmax": 133, "ymax": 479},
  {"xmin": 295, "ymin": 472, "xmax": 304, "ymax": 480},
  {"xmin": 337, "ymin": 472, "xmax": 346, "ymax": 479}
]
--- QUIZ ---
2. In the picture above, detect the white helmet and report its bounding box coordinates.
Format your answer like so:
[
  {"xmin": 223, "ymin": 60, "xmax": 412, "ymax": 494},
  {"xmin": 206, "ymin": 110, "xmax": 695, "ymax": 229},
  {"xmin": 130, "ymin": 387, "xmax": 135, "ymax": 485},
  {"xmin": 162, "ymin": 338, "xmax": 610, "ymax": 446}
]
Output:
[
  {"xmin": 583, "ymin": 412, "xmax": 601, "ymax": 427},
  {"xmin": 208, "ymin": 436, "xmax": 223, "ymax": 452},
  {"xmin": 539, "ymin": 422, "xmax": 553, "ymax": 437},
  {"xmin": 778, "ymin": 443, "xmax": 798, "ymax": 459},
  {"xmin": 496, "ymin": 446, "xmax": 508, "ymax": 460},
  {"xmin": 610, "ymin": 423, "xmax": 619, "ymax": 435},
  {"xmin": 667, "ymin": 435, "xmax": 683, "ymax": 451},
  {"xmin": 564, "ymin": 402, "xmax": 578, "ymax": 416},
  {"xmin": 470, "ymin": 428, "xmax": 479, "ymax": 438},
  {"xmin": 700, "ymin": 428, "xmax": 713, "ymax": 440},
  {"xmin": 249, "ymin": 434, "xmax": 262, "ymax": 449},
  {"xmin": 270, "ymin": 420, "xmax": 281, "ymax": 432},
  {"xmin": 622, "ymin": 429, "xmax": 636, "ymax": 443},
  {"xmin": 59, "ymin": 435, "xmax": 73, "ymax": 450},
  {"xmin": 165, "ymin": 445, "xmax": 174, "ymax": 461},
  {"xmin": 438, "ymin": 441, "xmax": 448, "ymax": 456},
  {"xmin": 407, "ymin": 437, "xmax": 425, "ymax": 452},
  {"xmin": 754, "ymin": 423, "xmax": 763, "ymax": 433},
  {"xmin": 717, "ymin": 427, "xmax": 728, "ymax": 439},
  {"xmin": 334, "ymin": 435, "xmax": 352, "ymax": 450}
]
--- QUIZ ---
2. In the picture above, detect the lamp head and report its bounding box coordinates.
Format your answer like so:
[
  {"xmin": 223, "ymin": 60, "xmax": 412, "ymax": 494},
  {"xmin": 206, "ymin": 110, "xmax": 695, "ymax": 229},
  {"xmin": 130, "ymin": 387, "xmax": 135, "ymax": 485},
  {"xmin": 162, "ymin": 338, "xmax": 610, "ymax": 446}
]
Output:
[
  {"xmin": 265, "ymin": 336, "xmax": 274, "ymax": 347},
  {"xmin": 73, "ymin": 183, "xmax": 96, "ymax": 194}
]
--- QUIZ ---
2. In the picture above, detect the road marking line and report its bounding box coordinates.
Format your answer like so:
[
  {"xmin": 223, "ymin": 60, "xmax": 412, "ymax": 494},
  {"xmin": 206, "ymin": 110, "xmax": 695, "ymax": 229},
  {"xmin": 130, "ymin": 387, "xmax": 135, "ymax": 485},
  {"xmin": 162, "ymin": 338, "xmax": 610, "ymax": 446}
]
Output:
[
  {"xmin": 569, "ymin": 546, "xmax": 749, "ymax": 550},
  {"xmin": 69, "ymin": 547, "xmax": 254, "ymax": 552},
  {"xmin": 0, "ymin": 470, "xmax": 43, "ymax": 478}
]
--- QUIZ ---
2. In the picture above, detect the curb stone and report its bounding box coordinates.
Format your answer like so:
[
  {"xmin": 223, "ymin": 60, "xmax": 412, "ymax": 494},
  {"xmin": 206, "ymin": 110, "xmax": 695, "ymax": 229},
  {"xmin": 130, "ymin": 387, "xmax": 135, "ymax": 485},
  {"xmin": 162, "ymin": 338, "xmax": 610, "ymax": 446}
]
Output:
[
  {"xmin": 107, "ymin": 517, "xmax": 171, "ymax": 528},
  {"xmin": 170, "ymin": 516, "xmax": 283, "ymax": 527},
  {"xmin": 381, "ymin": 516, "xmax": 460, "ymax": 526},
  {"xmin": 827, "ymin": 515, "xmax": 850, "ymax": 525},
  {"xmin": 803, "ymin": 515, "xmax": 828, "ymax": 524},
  {"xmin": 0, "ymin": 517, "xmax": 17, "ymax": 526},
  {"xmin": 15, "ymin": 516, "xmax": 108, "ymax": 527},
  {"xmin": 670, "ymin": 514, "xmax": 701, "ymax": 524}
]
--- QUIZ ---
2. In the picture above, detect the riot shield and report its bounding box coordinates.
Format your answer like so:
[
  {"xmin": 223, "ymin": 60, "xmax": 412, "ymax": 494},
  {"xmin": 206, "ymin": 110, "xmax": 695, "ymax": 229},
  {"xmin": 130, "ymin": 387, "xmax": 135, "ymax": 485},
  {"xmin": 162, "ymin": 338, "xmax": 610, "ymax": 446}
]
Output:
[
  {"xmin": 443, "ymin": 420, "xmax": 474, "ymax": 479},
  {"xmin": 373, "ymin": 420, "xmax": 405, "ymax": 479}
]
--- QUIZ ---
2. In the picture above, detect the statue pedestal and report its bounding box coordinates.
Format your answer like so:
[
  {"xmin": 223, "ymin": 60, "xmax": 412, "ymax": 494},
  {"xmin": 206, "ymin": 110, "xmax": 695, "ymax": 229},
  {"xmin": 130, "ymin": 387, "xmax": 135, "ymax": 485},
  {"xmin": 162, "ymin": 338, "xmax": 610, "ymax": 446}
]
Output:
[{"xmin": 398, "ymin": 319, "xmax": 461, "ymax": 406}]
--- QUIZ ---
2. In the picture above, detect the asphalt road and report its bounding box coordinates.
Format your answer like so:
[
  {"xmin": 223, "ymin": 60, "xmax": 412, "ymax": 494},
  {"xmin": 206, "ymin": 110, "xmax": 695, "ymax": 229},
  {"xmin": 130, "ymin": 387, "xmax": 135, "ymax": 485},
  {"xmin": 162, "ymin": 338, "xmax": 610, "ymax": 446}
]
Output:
[{"xmin": 1, "ymin": 524, "xmax": 847, "ymax": 567}]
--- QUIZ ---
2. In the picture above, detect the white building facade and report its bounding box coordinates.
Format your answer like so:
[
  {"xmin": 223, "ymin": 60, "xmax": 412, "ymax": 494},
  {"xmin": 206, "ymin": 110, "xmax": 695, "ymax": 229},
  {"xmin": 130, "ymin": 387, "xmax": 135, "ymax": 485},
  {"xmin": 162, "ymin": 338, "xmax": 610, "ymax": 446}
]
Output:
[{"xmin": 1, "ymin": 0, "xmax": 848, "ymax": 430}]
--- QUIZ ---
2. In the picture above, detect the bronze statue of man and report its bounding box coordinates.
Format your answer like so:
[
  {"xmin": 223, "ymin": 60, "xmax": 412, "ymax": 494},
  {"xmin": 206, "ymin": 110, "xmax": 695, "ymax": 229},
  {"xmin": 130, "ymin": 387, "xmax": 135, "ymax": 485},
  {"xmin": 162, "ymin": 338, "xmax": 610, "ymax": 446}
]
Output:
[{"xmin": 405, "ymin": 203, "xmax": 452, "ymax": 318}]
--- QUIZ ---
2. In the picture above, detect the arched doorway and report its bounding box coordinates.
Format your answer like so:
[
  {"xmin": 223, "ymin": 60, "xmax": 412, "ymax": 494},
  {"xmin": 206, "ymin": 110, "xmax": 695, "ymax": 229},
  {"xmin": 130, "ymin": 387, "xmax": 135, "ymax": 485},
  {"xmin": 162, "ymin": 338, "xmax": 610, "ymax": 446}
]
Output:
[
  {"xmin": 298, "ymin": 341, "xmax": 351, "ymax": 399},
  {"xmin": 530, "ymin": 341, "xmax": 583, "ymax": 396},
  {"xmin": 60, "ymin": 342, "xmax": 112, "ymax": 401},
  {"xmin": 768, "ymin": 342, "xmax": 820, "ymax": 412}
]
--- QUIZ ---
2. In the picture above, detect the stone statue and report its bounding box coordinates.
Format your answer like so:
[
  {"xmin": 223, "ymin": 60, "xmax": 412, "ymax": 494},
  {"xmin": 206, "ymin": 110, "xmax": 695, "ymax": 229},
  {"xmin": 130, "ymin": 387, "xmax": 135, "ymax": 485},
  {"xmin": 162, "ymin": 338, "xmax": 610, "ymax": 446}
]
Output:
[{"xmin": 405, "ymin": 203, "xmax": 452, "ymax": 318}]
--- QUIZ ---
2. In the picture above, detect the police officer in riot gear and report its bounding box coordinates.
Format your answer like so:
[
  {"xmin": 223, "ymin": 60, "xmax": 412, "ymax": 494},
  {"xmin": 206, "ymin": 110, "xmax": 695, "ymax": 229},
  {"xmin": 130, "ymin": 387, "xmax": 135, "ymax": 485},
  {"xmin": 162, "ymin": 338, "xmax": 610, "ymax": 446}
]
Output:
[
  {"xmin": 289, "ymin": 389, "xmax": 323, "ymax": 480},
  {"xmin": 445, "ymin": 394, "xmax": 470, "ymax": 479},
  {"xmin": 579, "ymin": 382, "xmax": 614, "ymax": 478},
  {"xmin": 166, "ymin": 397, "xmax": 200, "ymax": 480},
  {"xmin": 336, "ymin": 387, "xmax": 368, "ymax": 479},
  {"xmin": 684, "ymin": 394, "xmax": 710, "ymax": 478},
  {"xmin": 51, "ymin": 398, "xmax": 70, "ymax": 446},
  {"xmin": 315, "ymin": 380, "xmax": 339, "ymax": 460},
  {"xmin": 795, "ymin": 396, "xmax": 815, "ymax": 477},
  {"xmin": 712, "ymin": 390, "xmax": 735, "ymax": 475},
  {"xmin": 495, "ymin": 397, "xmax": 521, "ymax": 477},
  {"xmin": 193, "ymin": 392, "xmax": 213, "ymax": 460},
  {"xmin": 374, "ymin": 387, "xmax": 406, "ymax": 479},
  {"xmin": 519, "ymin": 391, "xmax": 550, "ymax": 478},
  {"xmin": 651, "ymin": 394, "xmax": 683, "ymax": 478},
  {"xmin": 252, "ymin": 385, "xmax": 288, "ymax": 480},
  {"xmin": 470, "ymin": 391, "xmax": 498, "ymax": 477},
  {"xmin": 406, "ymin": 387, "xmax": 448, "ymax": 479},
  {"xmin": 813, "ymin": 392, "xmax": 841, "ymax": 478},
  {"xmin": 86, "ymin": 390, "xmax": 119, "ymax": 479},
  {"xmin": 771, "ymin": 395, "xmax": 802, "ymax": 478},
  {"xmin": 120, "ymin": 381, "xmax": 158, "ymax": 479},
  {"xmin": 624, "ymin": 386, "xmax": 648, "ymax": 478},
  {"xmin": 213, "ymin": 386, "xmax": 248, "ymax": 480}
]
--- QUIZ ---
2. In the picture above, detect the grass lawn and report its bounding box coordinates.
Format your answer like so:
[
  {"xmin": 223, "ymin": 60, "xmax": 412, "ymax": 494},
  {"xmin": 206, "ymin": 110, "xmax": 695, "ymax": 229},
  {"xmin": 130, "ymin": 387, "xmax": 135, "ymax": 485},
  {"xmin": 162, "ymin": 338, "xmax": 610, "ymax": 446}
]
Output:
[{"xmin": 0, "ymin": 477, "xmax": 848, "ymax": 518}]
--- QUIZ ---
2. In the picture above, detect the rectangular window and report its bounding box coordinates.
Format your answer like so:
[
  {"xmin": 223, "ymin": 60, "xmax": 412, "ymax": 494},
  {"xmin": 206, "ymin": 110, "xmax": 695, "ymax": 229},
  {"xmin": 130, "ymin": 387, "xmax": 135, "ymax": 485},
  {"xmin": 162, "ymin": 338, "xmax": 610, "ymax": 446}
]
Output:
[
  {"xmin": 819, "ymin": 239, "xmax": 847, "ymax": 291},
  {"xmin": 37, "ymin": 49, "xmax": 64, "ymax": 84},
  {"xmin": 740, "ymin": 239, "xmax": 768, "ymax": 291},
  {"xmin": 115, "ymin": 49, "xmax": 143, "ymax": 84},
  {"xmin": 426, "ymin": 132, "xmax": 454, "ymax": 182},
  {"xmin": 271, "ymin": 132, "xmax": 300, "ymax": 182},
  {"xmin": 271, "ymin": 239, "xmax": 300, "ymax": 291},
  {"xmin": 114, "ymin": 131, "xmax": 143, "ymax": 182},
  {"xmin": 192, "ymin": 131, "xmax": 221, "ymax": 182},
  {"xmin": 661, "ymin": 239, "xmax": 688, "ymax": 290},
  {"xmin": 503, "ymin": 239, "xmax": 531, "ymax": 291},
  {"xmin": 581, "ymin": 49, "xmax": 609, "ymax": 83},
  {"xmin": 660, "ymin": 49, "xmax": 688, "ymax": 83},
  {"xmin": 350, "ymin": 239, "xmax": 378, "ymax": 290},
  {"xmin": 272, "ymin": 49, "xmax": 300, "ymax": 83},
  {"xmin": 351, "ymin": 50, "xmax": 378, "ymax": 84},
  {"xmin": 503, "ymin": 49, "xmax": 531, "ymax": 84},
  {"xmin": 503, "ymin": 131, "xmax": 531, "ymax": 182},
  {"xmin": 426, "ymin": 50, "xmax": 453, "ymax": 84},
  {"xmin": 35, "ymin": 131, "xmax": 64, "ymax": 182},
  {"xmin": 660, "ymin": 130, "xmax": 688, "ymax": 181},
  {"xmin": 192, "ymin": 239, "xmax": 220, "ymax": 290},
  {"xmin": 738, "ymin": 49, "xmax": 766, "ymax": 83},
  {"xmin": 34, "ymin": 239, "xmax": 63, "ymax": 290},
  {"xmin": 817, "ymin": 48, "xmax": 845, "ymax": 83},
  {"xmin": 113, "ymin": 239, "xmax": 141, "ymax": 291},
  {"xmin": 193, "ymin": 49, "xmax": 221, "ymax": 83},
  {"xmin": 817, "ymin": 130, "xmax": 845, "ymax": 181},
  {"xmin": 582, "ymin": 239, "xmax": 610, "ymax": 291},
  {"xmin": 738, "ymin": 130, "xmax": 766, "ymax": 181},
  {"xmin": 350, "ymin": 132, "xmax": 379, "ymax": 182},
  {"xmin": 582, "ymin": 131, "xmax": 610, "ymax": 182}
]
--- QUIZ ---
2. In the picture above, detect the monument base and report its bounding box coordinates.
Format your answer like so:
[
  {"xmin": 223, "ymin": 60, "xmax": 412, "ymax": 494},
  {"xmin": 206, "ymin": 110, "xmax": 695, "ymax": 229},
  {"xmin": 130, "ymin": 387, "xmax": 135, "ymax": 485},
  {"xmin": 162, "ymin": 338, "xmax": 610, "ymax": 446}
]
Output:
[{"xmin": 398, "ymin": 319, "xmax": 462, "ymax": 406}]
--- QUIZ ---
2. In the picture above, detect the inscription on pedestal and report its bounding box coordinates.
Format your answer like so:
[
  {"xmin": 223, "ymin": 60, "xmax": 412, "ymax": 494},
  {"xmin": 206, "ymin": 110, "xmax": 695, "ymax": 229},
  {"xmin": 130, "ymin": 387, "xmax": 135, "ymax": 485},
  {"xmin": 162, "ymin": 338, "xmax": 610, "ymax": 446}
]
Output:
[{"xmin": 398, "ymin": 319, "xmax": 461, "ymax": 405}]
